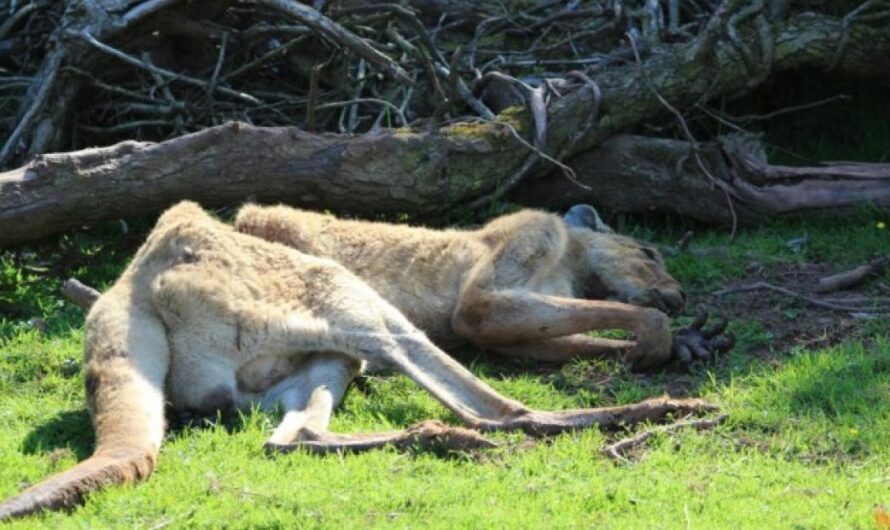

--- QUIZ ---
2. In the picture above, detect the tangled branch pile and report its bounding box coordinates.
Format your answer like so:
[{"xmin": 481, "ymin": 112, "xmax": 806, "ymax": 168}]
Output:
[{"xmin": 1, "ymin": 0, "xmax": 889, "ymax": 246}]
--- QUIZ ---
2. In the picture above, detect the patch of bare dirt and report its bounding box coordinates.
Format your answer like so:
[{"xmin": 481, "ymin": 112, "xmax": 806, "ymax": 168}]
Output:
[{"xmin": 697, "ymin": 260, "xmax": 885, "ymax": 362}]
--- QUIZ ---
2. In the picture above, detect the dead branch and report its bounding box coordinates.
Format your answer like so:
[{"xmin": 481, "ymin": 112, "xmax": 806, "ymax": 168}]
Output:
[
  {"xmin": 712, "ymin": 281, "xmax": 890, "ymax": 313},
  {"xmin": 815, "ymin": 257, "xmax": 889, "ymax": 293},
  {"xmin": 1, "ymin": 9, "xmax": 890, "ymax": 243},
  {"xmin": 514, "ymin": 133, "xmax": 890, "ymax": 225},
  {"xmin": 602, "ymin": 414, "xmax": 728, "ymax": 462},
  {"xmin": 255, "ymin": 0, "xmax": 412, "ymax": 84},
  {"xmin": 72, "ymin": 30, "xmax": 261, "ymax": 105}
]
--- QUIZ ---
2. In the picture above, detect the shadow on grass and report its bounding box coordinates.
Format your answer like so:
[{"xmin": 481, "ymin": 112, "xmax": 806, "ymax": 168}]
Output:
[
  {"xmin": 20, "ymin": 407, "xmax": 254, "ymax": 463},
  {"xmin": 717, "ymin": 338, "xmax": 890, "ymax": 459},
  {"xmin": 21, "ymin": 409, "xmax": 94, "ymax": 461}
]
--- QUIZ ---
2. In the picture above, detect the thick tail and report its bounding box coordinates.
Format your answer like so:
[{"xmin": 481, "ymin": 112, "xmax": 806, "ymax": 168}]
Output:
[
  {"xmin": 0, "ymin": 289, "xmax": 169, "ymax": 520},
  {"xmin": 0, "ymin": 446, "xmax": 156, "ymax": 520}
]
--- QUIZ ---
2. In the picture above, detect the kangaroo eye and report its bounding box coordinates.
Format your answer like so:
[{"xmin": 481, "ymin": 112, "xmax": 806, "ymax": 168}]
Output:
[{"xmin": 641, "ymin": 247, "xmax": 657, "ymax": 260}]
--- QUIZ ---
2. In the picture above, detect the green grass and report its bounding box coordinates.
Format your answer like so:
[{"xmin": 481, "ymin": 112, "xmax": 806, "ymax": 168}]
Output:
[
  {"xmin": 6, "ymin": 30, "xmax": 890, "ymax": 530},
  {"xmin": 1, "ymin": 209, "xmax": 889, "ymax": 529}
]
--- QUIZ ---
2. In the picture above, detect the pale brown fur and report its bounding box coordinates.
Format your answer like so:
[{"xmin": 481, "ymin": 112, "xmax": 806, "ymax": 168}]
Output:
[
  {"xmin": 0, "ymin": 202, "xmax": 710, "ymax": 520},
  {"xmin": 234, "ymin": 204, "xmax": 684, "ymax": 367}
]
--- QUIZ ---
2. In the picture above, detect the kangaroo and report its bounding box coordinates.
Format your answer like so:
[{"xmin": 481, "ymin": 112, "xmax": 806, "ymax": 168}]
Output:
[
  {"xmin": 234, "ymin": 203, "xmax": 729, "ymax": 368},
  {"xmin": 0, "ymin": 202, "xmax": 714, "ymax": 520}
]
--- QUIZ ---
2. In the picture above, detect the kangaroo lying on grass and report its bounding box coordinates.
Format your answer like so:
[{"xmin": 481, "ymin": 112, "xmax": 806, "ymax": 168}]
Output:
[
  {"xmin": 235, "ymin": 203, "xmax": 730, "ymax": 368},
  {"xmin": 0, "ymin": 202, "xmax": 726, "ymax": 520}
]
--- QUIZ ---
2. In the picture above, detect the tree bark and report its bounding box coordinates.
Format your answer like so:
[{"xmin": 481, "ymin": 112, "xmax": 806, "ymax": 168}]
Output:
[
  {"xmin": 2, "ymin": 11, "xmax": 889, "ymax": 246},
  {"xmin": 513, "ymin": 134, "xmax": 890, "ymax": 225}
]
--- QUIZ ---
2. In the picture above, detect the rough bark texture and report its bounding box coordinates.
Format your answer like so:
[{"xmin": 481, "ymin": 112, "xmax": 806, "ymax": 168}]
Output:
[
  {"xmin": 2, "ymin": 11, "xmax": 890, "ymax": 246},
  {"xmin": 514, "ymin": 134, "xmax": 890, "ymax": 225},
  {"xmin": 0, "ymin": 121, "xmax": 514, "ymax": 246}
]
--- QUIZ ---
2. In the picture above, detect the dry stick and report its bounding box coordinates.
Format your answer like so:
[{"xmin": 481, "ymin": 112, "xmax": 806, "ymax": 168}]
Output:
[
  {"xmin": 0, "ymin": 48, "xmax": 63, "ymax": 166},
  {"xmin": 466, "ymin": 116, "xmax": 584, "ymax": 212},
  {"xmin": 65, "ymin": 66, "xmax": 162, "ymax": 104},
  {"xmin": 333, "ymin": 3, "xmax": 448, "ymax": 65},
  {"xmin": 206, "ymin": 31, "xmax": 229, "ymax": 98},
  {"xmin": 142, "ymin": 52, "xmax": 185, "ymax": 134},
  {"xmin": 306, "ymin": 63, "xmax": 322, "ymax": 132},
  {"xmin": 690, "ymin": 0, "xmax": 746, "ymax": 60},
  {"xmin": 0, "ymin": 2, "xmax": 36, "ymax": 40},
  {"xmin": 222, "ymin": 35, "xmax": 308, "ymax": 82},
  {"xmin": 830, "ymin": 0, "xmax": 886, "ymax": 71},
  {"xmin": 627, "ymin": 34, "xmax": 740, "ymax": 239},
  {"xmin": 346, "ymin": 60, "xmax": 367, "ymax": 132},
  {"xmin": 61, "ymin": 279, "xmax": 100, "ymax": 310},
  {"xmin": 435, "ymin": 63, "xmax": 495, "ymax": 120},
  {"xmin": 122, "ymin": 0, "xmax": 184, "ymax": 26},
  {"xmin": 722, "ymin": 94, "xmax": 850, "ymax": 122},
  {"xmin": 556, "ymin": 71, "xmax": 602, "ymax": 168},
  {"xmin": 317, "ymin": 98, "xmax": 407, "ymax": 127},
  {"xmin": 815, "ymin": 257, "xmax": 889, "ymax": 293},
  {"xmin": 72, "ymin": 30, "xmax": 261, "ymax": 105},
  {"xmin": 467, "ymin": 70, "xmax": 600, "ymax": 211},
  {"xmin": 712, "ymin": 282, "xmax": 890, "ymax": 313},
  {"xmin": 724, "ymin": 0, "xmax": 765, "ymax": 76},
  {"xmin": 602, "ymin": 414, "xmax": 728, "ymax": 462},
  {"xmin": 79, "ymin": 120, "xmax": 170, "ymax": 134},
  {"xmin": 254, "ymin": 0, "xmax": 412, "ymax": 85}
]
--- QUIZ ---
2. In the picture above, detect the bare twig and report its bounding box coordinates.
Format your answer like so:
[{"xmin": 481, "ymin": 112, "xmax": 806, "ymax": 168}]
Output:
[
  {"xmin": 713, "ymin": 282, "xmax": 890, "ymax": 313},
  {"xmin": 0, "ymin": 1, "xmax": 36, "ymax": 40},
  {"xmin": 627, "ymin": 33, "xmax": 739, "ymax": 238},
  {"xmin": 316, "ymin": 98, "xmax": 406, "ymax": 127},
  {"xmin": 815, "ymin": 257, "xmax": 888, "ymax": 293},
  {"xmin": 122, "ymin": 0, "xmax": 184, "ymax": 26},
  {"xmin": 79, "ymin": 120, "xmax": 171, "ymax": 134},
  {"xmin": 690, "ymin": 0, "xmax": 746, "ymax": 60},
  {"xmin": 436, "ymin": 49, "xmax": 495, "ymax": 120},
  {"xmin": 206, "ymin": 31, "xmax": 229, "ymax": 98},
  {"xmin": 222, "ymin": 35, "xmax": 308, "ymax": 82},
  {"xmin": 255, "ymin": 0, "xmax": 412, "ymax": 84},
  {"xmin": 602, "ymin": 415, "xmax": 728, "ymax": 462},
  {"xmin": 725, "ymin": 94, "xmax": 850, "ymax": 122},
  {"xmin": 0, "ymin": 47, "xmax": 63, "ymax": 166},
  {"xmin": 830, "ymin": 0, "xmax": 886, "ymax": 71},
  {"xmin": 72, "ymin": 30, "xmax": 261, "ymax": 105},
  {"xmin": 677, "ymin": 231, "xmax": 695, "ymax": 250}
]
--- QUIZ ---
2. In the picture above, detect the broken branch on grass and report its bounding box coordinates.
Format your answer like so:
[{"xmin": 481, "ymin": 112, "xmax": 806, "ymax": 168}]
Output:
[
  {"xmin": 602, "ymin": 414, "xmax": 728, "ymax": 462},
  {"xmin": 712, "ymin": 281, "xmax": 890, "ymax": 313},
  {"xmin": 815, "ymin": 257, "xmax": 889, "ymax": 293}
]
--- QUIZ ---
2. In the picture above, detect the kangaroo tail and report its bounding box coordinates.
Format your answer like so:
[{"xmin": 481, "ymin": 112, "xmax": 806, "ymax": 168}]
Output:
[
  {"xmin": 0, "ymin": 294, "xmax": 169, "ymax": 520},
  {"xmin": 0, "ymin": 445, "xmax": 157, "ymax": 520}
]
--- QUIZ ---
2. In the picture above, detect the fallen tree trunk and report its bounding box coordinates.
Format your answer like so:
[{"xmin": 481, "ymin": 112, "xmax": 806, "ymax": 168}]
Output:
[
  {"xmin": 2, "ymin": 11, "xmax": 890, "ymax": 246},
  {"xmin": 514, "ymin": 134, "xmax": 890, "ymax": 225}
]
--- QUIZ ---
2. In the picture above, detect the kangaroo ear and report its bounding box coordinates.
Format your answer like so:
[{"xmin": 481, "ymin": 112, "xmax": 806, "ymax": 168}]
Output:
[{"xmin": 563, "ymin": 204, "xmax": 613, "ymax": 233}]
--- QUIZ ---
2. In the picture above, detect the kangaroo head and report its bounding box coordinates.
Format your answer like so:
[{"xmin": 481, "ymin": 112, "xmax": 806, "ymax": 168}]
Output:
[{"xmin": 564, "ymin": 204, "xmax": 685, "ymax": 316}]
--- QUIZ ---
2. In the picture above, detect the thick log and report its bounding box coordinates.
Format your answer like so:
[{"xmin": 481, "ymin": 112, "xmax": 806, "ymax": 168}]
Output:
[
  {"xmin": 514, "ymin": 134, "xmax": 890, "ymax": 224},
  {"xmin": 2, "ymin": 12, "xmax": 890, "ymax": 246},
  {"xmin": 0, "ymin": 122, "xmax": 514, "ymax": 246}
]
